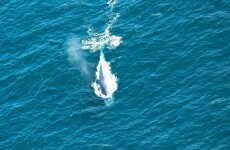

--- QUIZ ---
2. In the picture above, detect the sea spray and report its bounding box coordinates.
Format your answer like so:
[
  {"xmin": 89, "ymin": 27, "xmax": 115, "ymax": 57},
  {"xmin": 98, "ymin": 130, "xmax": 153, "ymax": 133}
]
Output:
[{"xmin": 67, "ymin": 36, "xmax": 90, "ymax": 77}]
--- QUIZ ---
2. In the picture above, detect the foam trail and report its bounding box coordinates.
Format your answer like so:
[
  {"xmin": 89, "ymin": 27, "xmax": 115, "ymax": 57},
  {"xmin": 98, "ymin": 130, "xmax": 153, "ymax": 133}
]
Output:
[
  {"xmin": 81, "ymin": 1, "xmax": 122, "ymax": 52},
  {"xmin": 67, "ymin": 36, "xmax": 90, "ymax": 77},
  {"xmin": 81, "ymin": 26, "xmax": 122, "ymax": 52},
  {"xmin": 106, "ymin": 0, "xmax": 117, "ymax": 9},
  {"xmin": 107, "ymin": 0, "xmax": 117, "ymax": 7}
]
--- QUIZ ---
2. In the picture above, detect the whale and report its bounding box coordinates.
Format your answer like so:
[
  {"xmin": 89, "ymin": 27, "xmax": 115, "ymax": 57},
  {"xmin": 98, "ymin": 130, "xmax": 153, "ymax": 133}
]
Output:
[
  {"xmin": 92, "ymin": 51, "xmax": 117, "ymax": 100},
  {"xmin": 98, "ymin": 55, "xmax": 109, "ymax": 96}
]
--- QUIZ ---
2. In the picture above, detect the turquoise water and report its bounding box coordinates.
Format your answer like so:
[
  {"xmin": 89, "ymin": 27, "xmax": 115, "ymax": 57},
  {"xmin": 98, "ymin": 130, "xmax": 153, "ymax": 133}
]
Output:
[{"xmin": 1, "ymin": 0, "xmax": 230, "ymax": 149}]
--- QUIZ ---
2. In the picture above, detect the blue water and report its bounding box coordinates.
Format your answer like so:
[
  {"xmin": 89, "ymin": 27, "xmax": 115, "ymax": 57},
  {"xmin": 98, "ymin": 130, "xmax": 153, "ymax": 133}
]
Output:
[{"xmin": 1, "ymin": 0, "xmax": 230, "ymax": 149}]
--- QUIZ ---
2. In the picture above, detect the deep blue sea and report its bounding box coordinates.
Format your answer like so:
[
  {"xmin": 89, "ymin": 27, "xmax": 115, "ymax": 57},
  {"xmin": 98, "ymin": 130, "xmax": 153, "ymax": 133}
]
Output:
[{"xmin": 1, "ymin": 0, "xmax": 230, "ymax": 149}]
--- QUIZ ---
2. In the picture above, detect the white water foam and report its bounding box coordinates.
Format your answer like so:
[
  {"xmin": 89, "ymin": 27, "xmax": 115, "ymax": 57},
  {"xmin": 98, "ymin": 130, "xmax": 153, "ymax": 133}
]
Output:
[
  {"xmin": 81, "ymin": 26, "xmax": 122, "ymax": 51},
  {"xmin": 92, "ymin": 54, "xmax": 118, "ymax": 100},
  {"xmin": 107, "ymin": 0, "xmax": 117, "ymax": 7},
  {"xmin": 82, "ymin": 11, "xmax": 122, "ymax": 52}
]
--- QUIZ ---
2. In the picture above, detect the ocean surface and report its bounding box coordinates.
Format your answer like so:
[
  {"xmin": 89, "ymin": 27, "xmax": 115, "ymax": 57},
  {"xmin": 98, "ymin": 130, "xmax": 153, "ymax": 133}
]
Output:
[{"xmin": 1, "ymin": 0, "xmax": 230, "ymax": 149}]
